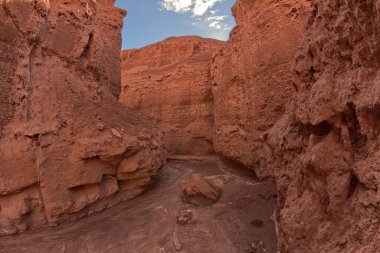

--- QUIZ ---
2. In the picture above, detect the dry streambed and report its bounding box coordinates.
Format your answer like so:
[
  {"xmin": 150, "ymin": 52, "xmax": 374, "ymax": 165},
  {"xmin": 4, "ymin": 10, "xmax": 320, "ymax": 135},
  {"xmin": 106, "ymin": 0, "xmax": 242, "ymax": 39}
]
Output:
[{"xmin": 0, "ymin": 160, "xmax": 277, "ymax": 253}]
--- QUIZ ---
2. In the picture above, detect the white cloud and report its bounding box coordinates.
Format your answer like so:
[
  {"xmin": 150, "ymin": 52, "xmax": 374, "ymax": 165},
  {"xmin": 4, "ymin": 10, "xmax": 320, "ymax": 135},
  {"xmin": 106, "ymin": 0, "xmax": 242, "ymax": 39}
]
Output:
[
  {"xmin": 161, "ymin": 0, "xmax": 192, "ymax": 13},
  {"xmin": 207, "ymin": 15, "xmax": 226, "ymax": 21},
  {"xmin": 161, "ymin": 0, "xmax": 222, "ymax": 16},
  {"xmin": 193, "ymin": 0, "xmax": 222, "ymax": 16},
  {"xmin": 207, "ymin": 15, "xmax": 232, "ymax": 30},
  {"xmin": 209, "ymin": 21, "xmax": 222, "ymax": 29},
  {"xmin": 160, "ymin": 0, "xmax": 234, "ymax": 39}
]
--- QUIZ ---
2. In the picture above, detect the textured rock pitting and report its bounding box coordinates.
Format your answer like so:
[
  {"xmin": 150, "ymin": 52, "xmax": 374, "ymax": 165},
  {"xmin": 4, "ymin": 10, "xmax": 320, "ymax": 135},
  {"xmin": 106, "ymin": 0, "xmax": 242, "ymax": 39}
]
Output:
[
  {"xmin": 260, "ymin": 0, "xmax": 380, "ymax": 252},
  {"xmin": 210, "ymin": 0, "xmax": 380, "ymax": 251}
]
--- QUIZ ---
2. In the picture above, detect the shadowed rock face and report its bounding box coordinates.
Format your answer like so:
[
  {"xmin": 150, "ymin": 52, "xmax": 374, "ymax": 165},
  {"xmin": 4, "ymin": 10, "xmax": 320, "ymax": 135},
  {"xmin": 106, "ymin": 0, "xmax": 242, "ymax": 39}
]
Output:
[
  {"xmin": 211, "ymin": 0, "xmax": 312, "ymax": 177},
  {"xmin": 120, "ymin": 36, "xmax": 224, "ymax": 156},
  {"xmin": 210, "ymin": 0, "xmax": 380, "ymax": 251},
  {"xmin": 261, "ymin": 0, "xmax": 380, "ymax": 252},
  {"xmin": 0, "ymin": 0, "xmax": 166, "ymax": 235}
]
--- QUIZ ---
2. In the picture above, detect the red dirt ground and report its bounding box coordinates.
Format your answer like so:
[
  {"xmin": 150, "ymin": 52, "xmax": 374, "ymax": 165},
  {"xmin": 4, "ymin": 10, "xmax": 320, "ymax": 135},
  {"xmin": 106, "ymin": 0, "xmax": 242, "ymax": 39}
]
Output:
[{"xmin": 0, "ymin": 160, "xmax": 277, "ymax": 253}]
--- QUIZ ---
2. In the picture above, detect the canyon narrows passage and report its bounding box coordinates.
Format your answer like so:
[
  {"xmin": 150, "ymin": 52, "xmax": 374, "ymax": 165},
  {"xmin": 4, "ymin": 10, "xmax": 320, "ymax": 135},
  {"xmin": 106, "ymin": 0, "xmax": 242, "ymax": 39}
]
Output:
[{"xmin": 1, "ymin": 0, "xmax": 380, "ymax": 253}]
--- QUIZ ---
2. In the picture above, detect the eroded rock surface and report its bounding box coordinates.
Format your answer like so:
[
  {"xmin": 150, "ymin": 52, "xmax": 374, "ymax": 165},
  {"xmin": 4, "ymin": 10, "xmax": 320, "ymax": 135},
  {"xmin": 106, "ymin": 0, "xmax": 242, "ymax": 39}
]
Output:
[
  {"xmin": 181, "ymin": 173, "xmax": 221, "ymax": 206},
  {"xmin": 261, "ymin": 0, "xmax": 380, "ymax": 252},
  {"xmin": 211, "ymin": 0, "xmax": 380, "ymax": 252},
  {"xmin": 0, "ymin": 0, "xmax": 165, "ymax": 235},
  {"xmin": 211, "ymin": 0, "xmax": 312, "ymax": 177},
  {"xmin": 120, "ymin": 36, "xmax": 223, "ymax": 156}
]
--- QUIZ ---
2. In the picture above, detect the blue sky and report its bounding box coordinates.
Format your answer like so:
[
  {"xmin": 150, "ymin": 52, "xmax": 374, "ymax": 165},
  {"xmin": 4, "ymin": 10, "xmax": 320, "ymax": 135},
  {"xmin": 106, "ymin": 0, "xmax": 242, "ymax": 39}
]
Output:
[{"xmin": 115, "ymin": 0, "xmax": 236, "ymax": 50}]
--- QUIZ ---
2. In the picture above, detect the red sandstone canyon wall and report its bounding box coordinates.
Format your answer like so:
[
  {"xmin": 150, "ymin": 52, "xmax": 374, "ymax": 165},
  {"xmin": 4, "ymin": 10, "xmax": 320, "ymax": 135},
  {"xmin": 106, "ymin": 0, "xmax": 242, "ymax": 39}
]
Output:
[
  {"xmin": 211, "ymin": 0, "xmax": 312, "ymax": 177},
  {"xmin": 0, "ymin": 0, "xmax": 166, "ymax": 235},
  {"xmin": 261, "ymin": 0, "xmax": 380, "ymax": 252},
  {"xmin": 211, "ymin": 0, "xmax": 380, "ymax": 251},
  {"xmin": 1, "ymin": 1, "xmax": 379, "ymax": 252},
  {"xmin": 120, "ymin": 36, "xmax": 223, "ymax": 156}
]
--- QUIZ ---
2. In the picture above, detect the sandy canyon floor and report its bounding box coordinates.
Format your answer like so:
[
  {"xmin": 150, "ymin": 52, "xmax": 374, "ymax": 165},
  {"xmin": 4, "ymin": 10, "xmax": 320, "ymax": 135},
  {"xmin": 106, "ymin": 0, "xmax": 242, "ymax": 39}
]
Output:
[{"xmin": 0, "ymin": 160, "xmax": 277, "ymax": 253}]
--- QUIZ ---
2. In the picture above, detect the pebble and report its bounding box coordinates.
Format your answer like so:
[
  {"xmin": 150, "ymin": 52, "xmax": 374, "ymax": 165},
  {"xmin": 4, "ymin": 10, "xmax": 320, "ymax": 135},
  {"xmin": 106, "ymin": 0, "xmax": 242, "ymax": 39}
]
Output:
[
  {"xmin": 172, "ymin": 232, "xmax": 182, "ymax": 252},
  {"xmin": 177, "ymin": 210, "xmax": 193, "ymax": 225}
]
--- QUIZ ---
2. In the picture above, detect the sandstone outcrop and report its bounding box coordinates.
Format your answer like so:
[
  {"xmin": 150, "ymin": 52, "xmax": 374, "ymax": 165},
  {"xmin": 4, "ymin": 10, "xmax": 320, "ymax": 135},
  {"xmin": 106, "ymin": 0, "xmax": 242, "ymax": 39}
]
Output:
[
  {"xmin": 211, "ymin": 0, "xmax": 380, "ymax": 251},
  {"xmin": 120, "ymin": 36, "xmax": 223, "ymax": 156},
  {"xmin": 211, "ymin": 0, "xmax": 312, "ymax": 177},
  {"xmin": 0, "ymin": 0, "xmax": 165, "ymax": 235},
  {"xmin": 261, "ymin": 0, "xmax": 380, "ymax": 252}
]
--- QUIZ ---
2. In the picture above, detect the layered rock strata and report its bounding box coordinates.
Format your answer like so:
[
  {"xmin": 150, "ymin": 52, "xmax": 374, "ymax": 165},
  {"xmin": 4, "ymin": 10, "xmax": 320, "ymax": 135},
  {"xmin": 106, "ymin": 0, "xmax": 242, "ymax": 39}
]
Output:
[
  {"xmin": 211, "ymin": 0, "xmax": 312, "ymax": 177},
  {"xmin": 0, "ymin": 0, "xmax": 165, "ymax": 235},
  {"xmin": 120, "ymin": 36, "xmax": 223, "ymax": 156}
]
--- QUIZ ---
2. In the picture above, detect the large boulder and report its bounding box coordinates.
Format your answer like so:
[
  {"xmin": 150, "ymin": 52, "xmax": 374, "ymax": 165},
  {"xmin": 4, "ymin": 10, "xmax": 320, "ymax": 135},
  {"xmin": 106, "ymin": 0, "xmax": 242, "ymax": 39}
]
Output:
[{"xmin": 181, "ymin": 173, "xmax": 222, "ymax": 206}]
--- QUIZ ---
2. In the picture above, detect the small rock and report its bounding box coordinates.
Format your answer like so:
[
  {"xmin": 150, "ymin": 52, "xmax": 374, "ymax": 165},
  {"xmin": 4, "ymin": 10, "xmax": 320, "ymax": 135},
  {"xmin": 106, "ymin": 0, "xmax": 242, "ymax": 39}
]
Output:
[
  {"xmin": 177, "ymin": 210, "xmax": 193, "ymax": 225},
  {"xmin": 96, "ymin": 123, "xmax": 105, "ymax": 131},
  {"xmin": 172, "ymin": 233, "xmax": 182, "ymax": 252},
  {"xmin": 111, "ymin": 128, "xmax": 122, "ymax": 138},
  {"xmin": 158, "ymin": 247, "xmax": 167, "ymax": 253},
  {"xmin": 338, "ymin": 237, "xmax": 347, "ymax": 246},
  {"xmin": 251, "ymin": 239, "xmax": 265, "ymax": 252}
]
